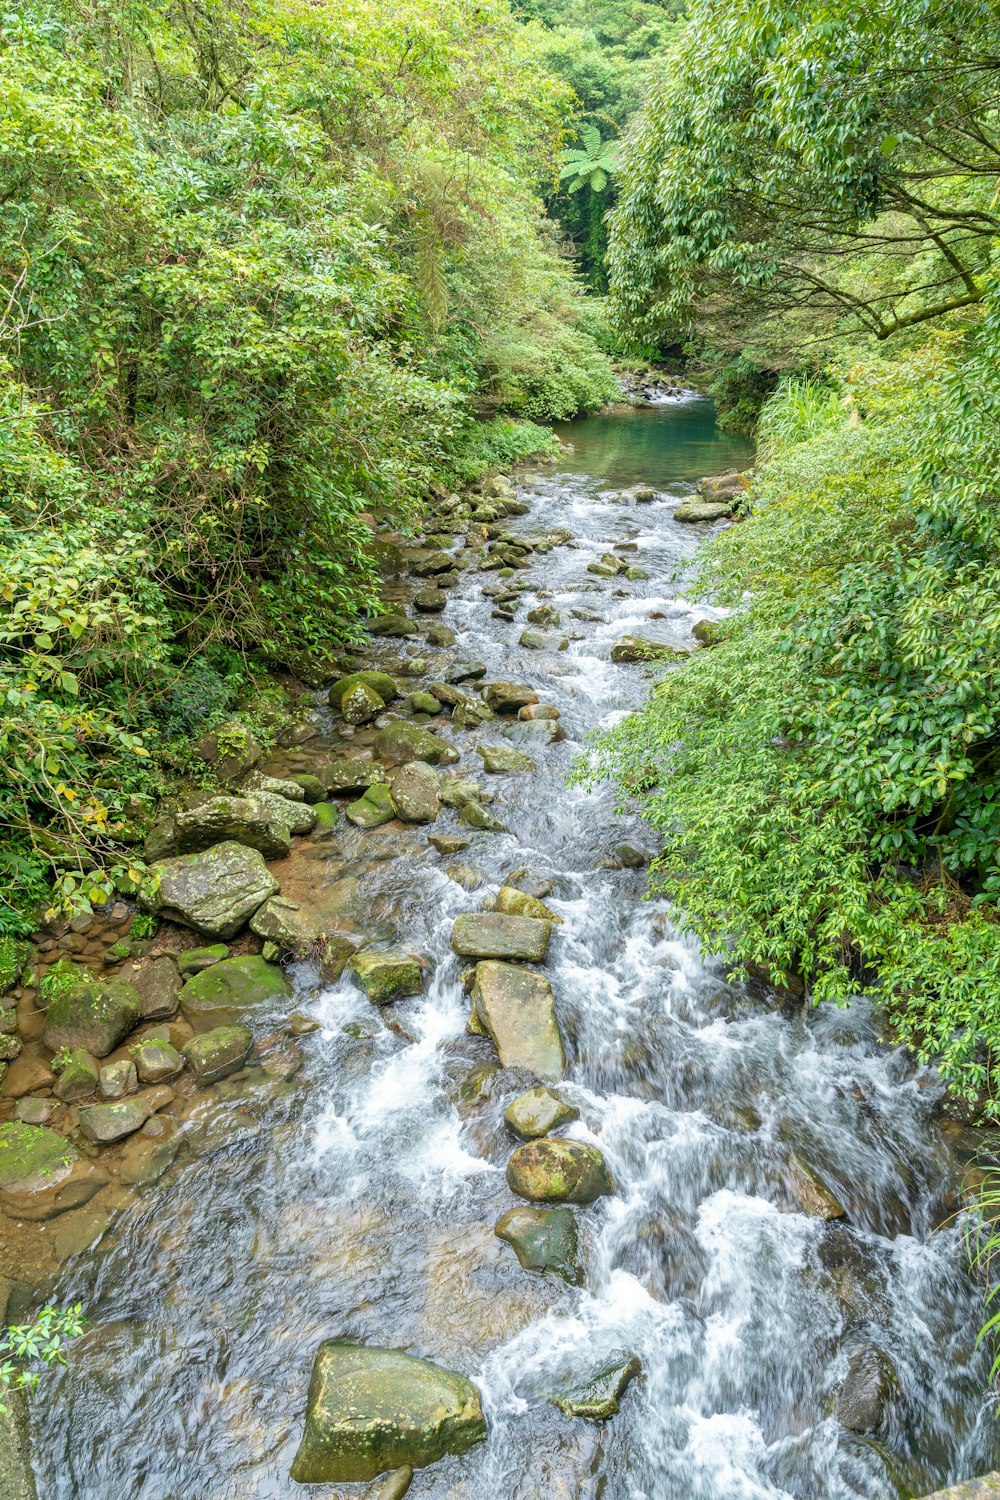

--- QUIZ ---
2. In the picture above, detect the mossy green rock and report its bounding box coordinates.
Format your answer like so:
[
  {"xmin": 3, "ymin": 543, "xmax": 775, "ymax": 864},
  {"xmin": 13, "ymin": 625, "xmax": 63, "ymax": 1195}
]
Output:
[
  {"xmin": 131, "ymin": 1038, "xmax": 184, "ymax": 1084},
  {"xmin": 141, "ymin": 841, "xmax": 279, "ymax": 940},
  {"xmin": 53, "ymin": 1048, "xmax": 99, "ymax": 1103},
  {"xmin": 290, "ymin": 1341, "xmax": 487, "ymax": 1483},
  {"xmin": 494, "ymin": 886, "xmax": 560, "ymax": 924},
  {"xmin": 495, "ymin": 1205, "xmax": 581, "ymax": 1284},
  {"xmin": 346, "ymin": 782, "xmax": 396, "ymax": 829},
  {"xmin": 178, "ymin": 943, "xmax": 229, "ymax": 977},
  {"xmin": 451, "ymin": 913, "xmax": 551, "ymax": 963},
  {"xmin": 546, "ymin": 1352, "xmax": 641, "ymax": 1419},
  {"xmin": 342, "ymin": 682, "xmax": 385, "ymax": 725},
  {"xmin": 291, "ymin": 773, "xmax": 327, "ymax": 803},
  {"xmin": 389, "ymin": 761, "xmax": 441, "ymax": 823},
  {"xmin": 610, "ymin": 636, "xmax": 688, "ymax": 664},
  {"xmin": 478, "ymin": 744, "xmax": 536, "ymax": 775},
  {"xmin": 329, "ymin": 671, "xmax": 399, "ymax": 709},
  {"xmin": 373, "ymin": 721, "xmax": 460, "ymax": 767},
  {"xmin": 179, "ymin": 956, "xmax": 291, "ymax": 1033},
  {"xmin": 471, "ymin": 963, "xmax": 564, "ymax": 1078},
  {"xmin": 0, "ymin": 1123, "xmax": 76, "ymax": 1189},
  {"xmin": 0, "ymin": 937, "xmax": 32, "ymax": 994},
  {"xmin": 319, "ymin": 759, "xmax": 389, "ymax": 796},
  {"xmin": 458, "ymin": 801, "xmax": 506, "ymax": 833},
  {"xmin": 43, "ymin": 979, "xmax": 142, "ymax": 1058},
  {"xmin": 181, "ymin": 1024, "xmax": 252, "ymax": 1083},
  {"xmin": 506, "ymin": 1138, "xmax": 613, "ymax": 1204},
  {"xmin": 348, "ymin": 951, "xmax": 424, "ymax": 1005},
  {"xmin": 505, "ymin": 1086, "xmax": 578, "ymax": 1139},
  {"xmin": 249, "ymin": 896, "xmax": 321, "ymax": 955},
  {"xmin": 481, "ymin": 681, "xmax": 538, "ymax": 713}
]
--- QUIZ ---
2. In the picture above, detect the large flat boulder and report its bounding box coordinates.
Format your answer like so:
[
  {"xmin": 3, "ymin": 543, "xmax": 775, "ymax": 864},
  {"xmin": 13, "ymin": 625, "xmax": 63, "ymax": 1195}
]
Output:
[
  {"xmin": 317, "ymin": 758, "xmax": 389, "ymax": 796},
  {"xmin": 471, "ymin": 962, "xmax": 564, "ymax": 1078},
  {"xmin": 249, "ymin": 896, "xmax": 322, "ymax": 956},
  {"xmin": 506, "ymin": 1138, "xmax": 613, "ymax": 1204},
  {"xmin": 290, "ymin": 1342, "xmax": 487, "ymax": 1483},
  {"xmin": 141, "ymin": 841, "xmax": 279, "ymax": 939},
  {"xmin": 179, "ymin": 955, "xmax": 291, "ymax": 1032},
  {"xmin": 143, "ymin": 795, "xmax": 293, "ymax": 861},
  {"xmin": 42, "ymin": 979, "xmax": 142, "ymax": 1057},
  {"xmin": 0, "ymin": 1122, "xmax": 107, "ymax": 1222},
  {"xmin": 451, "ymin": 914, "xmax": 551, "ymax": 963},
  {"xmin": 373, "ymin": 721, "xmax": 459, "ymax": 767},
  {"xmin": 482, "ymin": 681, "xmax": 538, "ymax": 713}
]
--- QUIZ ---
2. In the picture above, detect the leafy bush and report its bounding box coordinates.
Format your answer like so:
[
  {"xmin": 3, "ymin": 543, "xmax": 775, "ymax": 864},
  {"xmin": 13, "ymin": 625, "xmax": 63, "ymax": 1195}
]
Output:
[
  {"xmin": 445, "ymin": 418, "xmax": 559, "ymax": 487},
  {"xmin": 0, "ymin": 1305, "xmax": 85, "ymax": 1414}
]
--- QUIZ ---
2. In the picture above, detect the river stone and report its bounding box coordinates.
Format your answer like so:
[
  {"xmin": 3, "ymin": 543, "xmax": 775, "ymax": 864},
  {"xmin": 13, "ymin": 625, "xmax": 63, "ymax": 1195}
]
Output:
[
  {"xmin": 471, "ymin": 962, "xmax": 564, "ymax": 1078},
  {"xmin": 788, "ymin": 1154, "xmax": 846, "ymax": 1219},
  {"xmin": 342, "ymin": 682, "xmax": 385, "ymax": 725},
  {"xmin": 610, "ymin": 636, "xmax": 688, "ymax": 664},
  {"xmin": 129, "ymin": 956, "xmax": 182, "ymax": 1020},
  {"xmin": 482, "ymin": 681, "xmax": 539, "ymax": 713},
  {"xmin": 141, "ymin": 841, "xmax": 279, "ymax": 940},
  {"xmin": 373, "ymin": 721, "xmax": 459, "ymax": 767},
  {"xmin": 99, "ymin": 1058, "xmax": 138, "ymax": 1098},
  {"xmin": 196, "ymin": 722, "xmax": 262, "ymax": 784},
  {"xmin": 348, "ymin": 951, "xmax": 424, "ymax": 1005},
  {"xmin": 547, "ymin": 1352, "xmax": 641, "ymax": 1419},
  {"xmin": 495, "ymin": 1205, "xmax": 581, "ymax": 1284},
  {"xmin": 319, "ymin": 936, "xmax": 359, "ymax": 983},
  {"xmin": 518, "ymin": 703, "xmax": 560, "ymax": 721},
  {"xmin": 182, "ymin": 1024, "xmax": 252, "ymax": 1083},
  {"xmin": 625, "ymin": 566, "xmax": 650, "ymax": 580},
  {"xmin": 478, "ymin": 744, "xmax": 536, "ymax": 775},
  {"xmin": 506, "ymin": 869, "xmax": 555, "ymax": 899},
  {"xmin": 519, "ymin": 628, "xmax": 568, "ymax": 652},
  {"xmin": 527, "ymin": 604, "xmax": 561, "ymax": 627},
  {"xmin": 289, "ymin": 1341, "xmax": 487, "ymax": 1483},
  {"xmin": 673, "ymin": 499, "xmax": 732, "ymax": 522},
  {"xmin": 43, "ymin": 979, "xmax": 142, "ymax": 1058},
  {"xmin": 494, "ymin": 886, "xmax": 560, "ymax": 924},
  {"xmin": 131, "ymin": 1039, "xmax": 184, "ymax": 1084},
  {"xmin": 426, "ymin": 625, "xmax": 455, "ymax": 647},
  {"xmin": 144, "ymin": 793, "xmax": 295, "ymax": 861},
  {"xmin": 13, "ymin": 1098, "xmax": 54, "ymax": 1126},
  {"xmin": 837, "ymin": 1344, "xmax": 897, "ymax": 1433},
  {"xmin": 0, "ymin": 1123, "xmax": 96, "ymax": 1217},
  {"xmin": 53, "ymin": 1049, "xmax": 99, "ymax": 1102},
  {"xmin": 506, "ymin": 1138, "xmax": 613, "ymax": 1204},
  {"xmin": 452, "ymin": 914, "xmax": 551, "ymax": 963},
  {"xmin": 390, "ymin": 762, "xmax": 441, "ymax": 823},
  {"xmin": 587, "ymin": 561, "xmax": 617, "ymax": 577},
  {"xmin": 453, "ymin": 698, "xmax": 495, "ymax": 729},
  {"xmin": 413, "ymin": 588, "xmax": 447, "ymax": 613},
  {"xmin": 501, "ymin": 719, "xmax": 563, "ymax": 748},
  {"xmin": 368, "ymin": 610, "xmax": 420, "ymax": 638},
  {"xmin": 291, "ymin": 773, "xmax": 327, "ymax": 803},
  {"xmin": 347, "ymin": 783, "xmax": 397, "ymax": 828},
  {"xmin": 614, "ymin": 843, "xmax": 650, "ymax": 868},
  {"xmin": 443, "ymin": 660, "xmax": 487, "ymax": 683},
  {"xmin": 329, "ymin": 671, "xmax": 400, "ymax": 709},
  {"xmin": 319, "ymin": 758, "xmax": 390, "ymax": 796},
  {"xmin": 446, "ymin": 861, "xmax": 482, "ymax": 891},
  {"xmin": 428, "ymin": 834, "xmax": 469, "ymax": 856},
  {"xmin": 409, "ymin": 691, "xmax": 442, "ymax": 715},
  {"xmin": 79, "ymin": 1096, "xmax": 152, "ymax": 1144},
  {"xmin": 410, "ymin": 550, "xmax": 455, "ymax": 577},
  {"xmin": 439, "ymin": 779, "xmax": 484, "ymax": 809},
  {"xmin": 249, "ymin": 896, "xmax": 321, "ymax": 955},
  {"xmin": 458, "ymin": 801, "xmax": 507, "ymax": 832},
  {"xmin": 177, "ymin": 943, "xmax": 229, "ymax": 976},
  {"xmin": 248, "ymin": 789, "xmax": 317, "ymax": 836},
  {"xmin": 692, "ymin": 618, "xmax": 725, "ymax": 646},
  {"xmin": 505, "ymin": 1086, "xmax": 578, "ymax": 1138},
  {"xmin": 180, "ymin": 956, "xmax": 291, "ymax": 1033}
]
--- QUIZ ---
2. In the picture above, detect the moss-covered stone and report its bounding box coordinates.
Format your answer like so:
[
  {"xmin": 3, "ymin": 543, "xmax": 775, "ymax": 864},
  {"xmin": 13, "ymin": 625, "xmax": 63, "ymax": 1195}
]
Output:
[
  {"xmin": 179, "ymin": 955, "xmax": 291, "ymax": 1032},
  {"xmin": 494, "ymin": 886, "xmax": 561, "ymax": 924},
  {"xmin": 478, "ymin": 744, "xmax": 536, "ymax": 774},
  {"xmin": 318, "ymin": 759, "xmax": 389, "ymax": 796},
  {"xmin": 610, "ymin": 636, "xmax": 688, "ymax": 664},
  {"xmin": 342, "ymin": 682, "xmax": 385, "ymax": 725},
  {"xmin": 177, "ymin": 943, "xmax": 229, "ymax": 976},
  {"xmin": 289, "ymin": 1341, "xmax": 487, "ymax": 1483},
  {"xmin": 348, "ymin": 951, "xmax": 424, "ymax": 1005},
  {"xmin": 291, "ymin": 773, "xmax": 328, "ymax": 803},
  {"xmin": 481, "ymin": 681, "xmax": 538, "ymax": 713},
  {"xmin": 458, "ymin": 801, "xmax": 507, "ymax": 832},
  {"xmin": 53, "ymin": 1048, "xmax": 99, "ymax": 1102},
  {"xmin": 131, "ymin": 1038, "xmax": 185, "ymax": 1084},
  {"xmin": 451, "ymin": 913, "xmax": 551, "ymax": 963},
  {"xmin": 471, "ymin": 963, "xmax": 564, "ymax": 1078},
  {"xmin": 141, "ymin": 841, "xmax": 279, "ymax": 939},
  {"xmin": 373, "ymin": 721, "xmax": 459, "ymax": 767},
  {"xmin": 0, "ymin": 938, "xmax": 32, "ymax": 995},
  {"xmin": 181, "ymin": 1024, "xmax": 253, "ymax": 1083},
  {"xmin": 79, "ymin": 1096, "xmax": 152, "ymax": 1144},
  {"xmin": 319, "ymin": 936, "xmax": 358, "ymax": 983},
  {"xmin": 0, "ymin": 1123, "xmax": 76, "ymax": 1189},
  {"xmin": 328, "ymin": 671, "xmax": 400, "ymax": 709},
  {"xmin": 389, "ymin": 762, "xmax": 441, "ymax": 822},
  {"xmin": 546, "ymin": 1352, "xmax": 641, "ymax": 1419},
  {"xmin": 504, "ymin": 1086, "xmax": 577, "ymax": 1139},
  {"xmin": 42, "ymin": 979, "xmax": 142, "ymax": 1058},
  {"xmin": 494, "ymin": 1205, "xmax": 581, "ymax": 1284},
  {"xmin": 346, "ymin": 782, "xmax": 396, "ymax": 829},
  {"xmin": 506, "ymin": 1138, "xmax": 613, "ymax": 1204}
]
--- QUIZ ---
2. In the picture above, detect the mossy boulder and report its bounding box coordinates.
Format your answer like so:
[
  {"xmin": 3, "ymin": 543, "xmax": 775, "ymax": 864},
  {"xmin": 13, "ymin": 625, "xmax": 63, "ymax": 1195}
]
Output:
[
  {"xmin": 348, "ymin": 951, "xmax": 424, "ymax": 1005},
  {"xmin": 329, "ymin": 671, "xmax": 399, "ymax": 710},
  {"xmin": 505, "ymin": 1086, "xmax": 578, "ymax": 1139},
  {"xmin": 141, "ymin": 841, "xmax": 279, "ymax": 939},
  {"xmin": 319, "ymin": 936, "xmax": 358, "ymax": 983},
  {"xmin": 42, "ymin": 979, "xmax": 142, "ymax": 1058},
  {"xmin": 481, "ymin": 681, "xmax": 538, "ymax": 713},
  {"xmin": 506, "ymin": 1138, "xmax": 613, "ymax": 1204},
  {"xmin": 290, "ymin": 1342, "xmax": 487, "ymax": 1484},
  {"xmin": 494, "ymin": 886, "xmax": 560, "ymax": 924},
  {"xmin": 0, "ymin": 1123, "xmax": 76, "ymax": 1189},
  {"xmin": 453, "ymin": 698, "xmax": 494, "ymax": 729},
  {"xmin": 451, "ymin": 913, "xmax": 551, "ymax": 963},
  {"xmin": 129, "ymin": 956, "xmax": 182, "ymax": 1020},
  {"xmin": 471, "ymin": 963, "xmax": 564, "ymax": 1078},
  {"xmin": 131, "ymin": 1038, "xmax": 184, "ymax": 1084},
  {"xmin": 319, "ymin": 759, "xmax": 390, "ymax": 796},
  {"xmin": 177, "ymin": 943, "xmax": 229, "ymax": 976},
  {"xmin": 346, "ymin": 783, "xmax": 396, "ymax": 829},
  {"xmin": 692, "ymin": 618, "xmax": 725, "ymax": 647},
  {"xmin": 180, "ymin": 955, "xmax": 291, "ymax": 1033},
  {"xmin": 478, "ymin": 745, "xmax": 536, "ymax": 775},
  {"xmin": 143, "ymin": 794, "xmax": 293, "ymax": 862},
  {"xmin": 291, "ymin": 773, "xmax": 327, "ymax": 803},
  {"xmin": 0, "ymin": 938, "xmax": 32, "ymax": 994},
  {"xmin": 373, "ymin": 721, "xmax": 460, "ymax": 767},
  {"xmin": 389, "ymin": 762, "xmax": 441, "ymax": 823},
  {"xmin": 249, "ymin": 896, "xmax": 321, "ymax": 955},
  {"xmin": 196, "ymin": 721, "xmax": 262, "ymax": 784},
  {"xmin": 672, "ymin": 499, "xmax": 732, "ymax": 523},
  {"xmin": 342, "ymin": 682, "xmax": 385, "ymax": 725},
  {"xmin": 546, "ymin": 1352, "xmax": 641, "ymax": 1419},
  {"xmin": 610, "ymin": 637, "xmax": 688, "ymax": 665},
  {"xmin": 182, "ymin": 1024, "xmax": 253, "ymax": 1083},
  {"xmin": 519, "ymin": 628, "xmax": 568, "ymax": 652},
  {"xmin": 457, "ymin": 801, "xmax": 507, "ymax": 833},
  {"xmin": 494, "ymin": 1205, "xmax": 581, "ymax": 1285},
  {"xmin": 53, "ymin": 1048, "xmax": 99, "ymax": 1103}
]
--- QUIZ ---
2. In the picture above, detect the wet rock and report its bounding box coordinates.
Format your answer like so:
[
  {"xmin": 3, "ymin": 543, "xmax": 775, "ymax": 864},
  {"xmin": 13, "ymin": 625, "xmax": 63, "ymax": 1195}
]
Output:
[
  {"xmin": 505, "ymin": 1086, "xmax": 578, "ymax": 1138},
  {"xmin": 439, "ymin": 779, "xmax": 486, "ymax": 810},
  {"xmin": 518, "ymin": 703, "xmax": 560, "ymax": 721},
  {"xmin": 0, "ymin": 1035, "xmax": 21, "ymax": 1063},
  {"xmin": 348, "ymin": 951, "xmax": 425, "ymax": 1005},
  {"xmin": 520, "ymin": 628, "xmax": 568, "ymax": 652},
  {"xmin": 318, "ymin": 758, "xmax": 390, "ymax": 796},
  {"xmin": 129, "ymin": 956, "xmax": 182, "ymax": 1020},
  {"xmin": 495, "ymin": 886, "xmax": 561, "ymax": 924},
  {"xmin": 312, "ymin": 801, "xmax": 340, "ymax": 833},
  {"xmin": 587, "ymin": 561, "xmax": 619, "ymax": 578},
  {"xmin": 177, "ymin": 943, "xmax": 229, "ymax": 977},
  {"xmin": 0, "ymin": 1123, "xmax": 105, "ymax": 1221},
  {"xmin": 692, "ymin": 619, "xmax": 725, "ymax": 646},
  {"xmin": 43, "ymin": 979, "xmax": 142, "ymax": 1058},
  {"xmin": 445, "ymin": 862, "xmax": 483, "ymax": 891},
  {"xmin": 410, "ymin": 550, "xmax": 455, "ymax": 577},
  {"xmin": 180, "ymin": 955, "xmax": 291, "ymax": 1033},
  {"xmin": 182, "ymin": 1024, "xmax": 253, "ymax": 1083},
  {"xmin": 249, "ymin": 896, "xmax": 321, "ymax": 955},
  {"xmin": 99, "ymin": 1058, "xmax": 138, "ymax": 1098},
  {"xmin": 837, "ymin": 1344, "xmax": 898, "ymax": 1433},
  {"xmin": 443, "ymin": 661, "xmax": 487, "ymax": 683},
  {"xmin": 347, "ymin": 783, "xmax": 397, "ymax": 829},
  {"xmin": 342, "ymin": 682, "xmax": 385, "ymax": 725},
  {"xmin": 502, "ymin": 719, "xmax": 564, "ymax": 749},
  {"xmin": 246, "ymin": 787, "xmax": 317, "ymax": 835},
  {"xmin": 413, "ymin": 588, "xmax": 447, "ymax": 613},
  {"xmin": 373, "ymin": 721, "xmax": 459, "ymax": 767},
  {"xmin": 458, "ymin": 802, "xmax": 506, "ymax": 833},
  {"xmin": 495, "ymin": 1205, "xmax": 581, "ymax": 1284},
  {"xmin": 368, "ymin": 609, "xmax": 420, "ymax": 638},
  {"xmin": 610, "ymin": 636, "xmax": 688, "ymax": 664},
  {"xmin": 131, "ymin": 1038, "xmax": 184, "ymax": 1084},
  {"xmin": 673, "ymin": 499, "xmax": 732, "ymax": 522},
  {"xmin": 478, "ymin": 744, "xmax": 536, "ymax": 775},
  {"xmin": 290, "ymin": 1341, "xmax": 487, "ymax": 1483},
  {"xmin": 505, "ymin": 868, "xmax": 555, "ymax": 899},
  {"xmin": 471, "ymin": 962, "xmax": 564, "ymax": 1077},
  {"xmin": 506, "ymin": 1138, "xmax": 613, "ymax": 1204},
  {"xmin": 409, "ymin": 691, "xmax": 442, "ymax": 715},
  {"xmin": 625, "ymin": 566, "xmax": 650, "ymax": 580},
  {"xmin": 329, "ymin": 671, "xmax": 400, "ymax": 709},
  {"xmin": 698, "ymin": 470, "xmax": 746, "ymax": 502},
  {"xmin": 390, "ymin": 761, "xmax": 441, "ymax": 823},
  {"xmin": 527, "ymin": 605, "xmax": 561, "ymax": 627},
  {"xmin": 53, "ymin": 1048, "xmax": 99, "ymax": 1102},
  {"xmin": 614, "ymin": 843, "xmax": 651, "ymax": 869},
  {"xmin": 144, "ymin": 793, "xmax": 294, "ymax": 862},
  {"xmin": 196, "ymin": 722, "xmax": 262, "ymax": 784},
  {"xmin": 1, "ymin": 1054, "xmax": 55, "ymax": 1098},
  {"xmin": 426, "ymin": 625, "xmax": 455, "ymax": 647},
  {"xmin": 482, "ymin": 681, "xmax": 539, "ymax": 713},
  {"xmin": 291, "ymin": 773, "xmax": 328, "ymax": 803},
  {"xmin": 787, "ymin": 1154, "xmax": 847, "ymax": 1219},
  {"xmin": 547, "ymin": 1352, "xmax": 640, "ymax": 1419},
  {"xmin": 79, "ymin": 1095, "xmax": 152, "ymax": 1144},
  {"xmin": 428, "ymin": 834, "xmax": 469, "ymax": 856},
  {"xmin": 452, "ymin": 914, "xmax": 551, "ymax": 963},
  {"xmin": 453, "ymin": 698, "xmax": 495, "ymax": 729},
  {"xmin": 319, "ymin": 935, "xmax": 359, "ymax": 984},
  {"xmin": 141, "ymin": 841, "xmax": 279, "ymax": 940}
]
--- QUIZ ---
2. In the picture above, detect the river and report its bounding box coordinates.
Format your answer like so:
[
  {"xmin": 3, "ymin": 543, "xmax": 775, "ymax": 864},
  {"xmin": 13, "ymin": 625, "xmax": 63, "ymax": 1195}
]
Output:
[{"xmin": 31, "ymin": 396, "xmax": 998, "ymax": 1498}]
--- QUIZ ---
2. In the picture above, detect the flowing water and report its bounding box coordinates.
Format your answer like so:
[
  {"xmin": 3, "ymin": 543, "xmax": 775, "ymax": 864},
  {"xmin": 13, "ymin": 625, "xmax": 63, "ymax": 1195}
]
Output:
[{"xmin": 32, "ymin": 399, "xmax": 998, "ymax": 1498}]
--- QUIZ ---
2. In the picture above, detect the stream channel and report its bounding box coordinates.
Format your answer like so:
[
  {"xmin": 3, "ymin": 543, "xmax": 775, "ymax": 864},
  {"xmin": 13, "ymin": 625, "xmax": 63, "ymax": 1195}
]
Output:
[{"xmin": 30, "ymin": 396, "xmax": 1000, "ymax": 1498}]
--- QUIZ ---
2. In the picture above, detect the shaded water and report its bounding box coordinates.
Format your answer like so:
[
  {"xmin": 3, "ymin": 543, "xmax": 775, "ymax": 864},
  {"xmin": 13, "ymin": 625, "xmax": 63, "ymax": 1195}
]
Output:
[
  {"xmin": 552, "ymin": 395, "xmax": 754, "ymax": 491},
  {"xmin": 33, "ymin": 406, "xmax": 996, "ymax": 1498}
]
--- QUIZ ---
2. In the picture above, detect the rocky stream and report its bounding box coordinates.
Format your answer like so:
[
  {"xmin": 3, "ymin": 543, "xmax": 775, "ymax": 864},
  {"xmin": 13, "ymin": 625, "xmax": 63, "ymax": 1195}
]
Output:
[{"xmin": 1, "ymin": 396, "xmax": 998, "ymax": 1499}]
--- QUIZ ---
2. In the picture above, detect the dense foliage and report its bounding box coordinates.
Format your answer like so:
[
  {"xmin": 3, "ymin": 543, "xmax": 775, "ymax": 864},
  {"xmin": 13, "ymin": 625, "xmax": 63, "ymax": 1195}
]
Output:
[{"xmin": 0, "ymin": 0, "xmax": 614, "ymax": 928}]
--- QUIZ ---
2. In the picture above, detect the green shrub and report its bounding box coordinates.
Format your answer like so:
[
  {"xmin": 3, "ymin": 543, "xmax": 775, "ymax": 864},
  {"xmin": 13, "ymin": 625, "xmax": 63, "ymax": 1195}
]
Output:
[{"xmin": 39, "ymin": 961, "xmax": 95, "ymax": 1005}]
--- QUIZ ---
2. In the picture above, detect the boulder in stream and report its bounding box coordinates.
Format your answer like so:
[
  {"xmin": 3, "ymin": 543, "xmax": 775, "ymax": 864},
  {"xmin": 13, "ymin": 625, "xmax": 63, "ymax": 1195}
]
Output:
[
  {"xmin": 342, "ymin": 682, "xmax": 385, "ymax": 725},
  {"xmin": 610, "ymin": 636, "xmax": 688, "ymax": 665},
  {"xmin": 458, "ymin": 801, "xmax": 506, "ymax": 832},
  {"xmin": 495, "ymin": 1205, "xmax": 582, "ymax": 1284},
  {"xmin": 79, "ymin": 1095, "xmax": 152, "ymax": 1144},
  {"xmin": 505, "ymin": 1086, "xmax": 578, "ymax": 1138},
  {"xmin": 452, "ymin": 913, "xmax": 551, "ymax": 962},
  {"xmin": 346, "ymin": 783, "xmax": 396, "ymax": 828},
  {"xmin": 478, "ymin": 744, "xmax": 536, "ymax": 775},
  {"xmin": 482, "ymin": 681, "xmax": 539, "ymax": 713},
  {"xmin": 43, "ymin": 978, "xmax": 142, "ymax": 1057},
  {"xmin": 672, "ymin": 499, "xmax": 732, "ymax": 523},
  {"xmin": 389, "ymin": 762, "xmax": 441, "ymax": 823},
  {"xmin": 144, "ymin": 794, "xmax": 293, "ymax": 861},
  {"xmin": 52, "ymin": 1048, "xmax": 99, "ymax": 1102},
  {"xmin": 348, "ymin": 951, "xmax": 425, "ymax": 1005},
  {"xmin": 519, "ymin": 628, "xmax": 568, "ymax": 652},
  {"xmin": 0, "ymin": 1122, "xmax": 106, "ymax": 1222},
  {"xmin": 495, "ymin": 886, "xmax": 561, "ymax": 924},
  {"xmin": 131, "ymin": 1038, "xmax": 185, "ymax": 1084},
  {"xmin": 141, "ymin": 841, "xmax": 279, "ymax": 939},
  {"xmin": 249, "ymin": 895, "xmax": 322, "ymax": 955},
  {"xmin": 545, "ymin": 1351, "xmax": 641, "ymax": 1419},
  {"xmin": 470, "ymin": 962, "xmax": 564, "ymax": 1078},
  {"xmin": 506, "ymin": 1138, "xmax": 613, "ymax": 1204},
  {"xmin": 181, "ymin": 1023, "xmax": 253, "ymax": 1083},
  {"xmin": 836, "ymin": 1344, "xmax": 898, "ymax": 1433},
  {"xmin": 329, "ymin": 671, "xmax": 400, "ymax": 709},
  {"xmin": 290, "ymin": 1341, "xmax": 487, "ymax": 1483},
  {"xmin": 373, "ymin": 721, "xmax": 460, "ymax": 767},
  {"xmin": 318, "ymin": 758, "xmax": 389, "ymax": 796},
  {"xmin": 179, "ymin": 955, "xmax": 291, "ymax": 1032}
]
